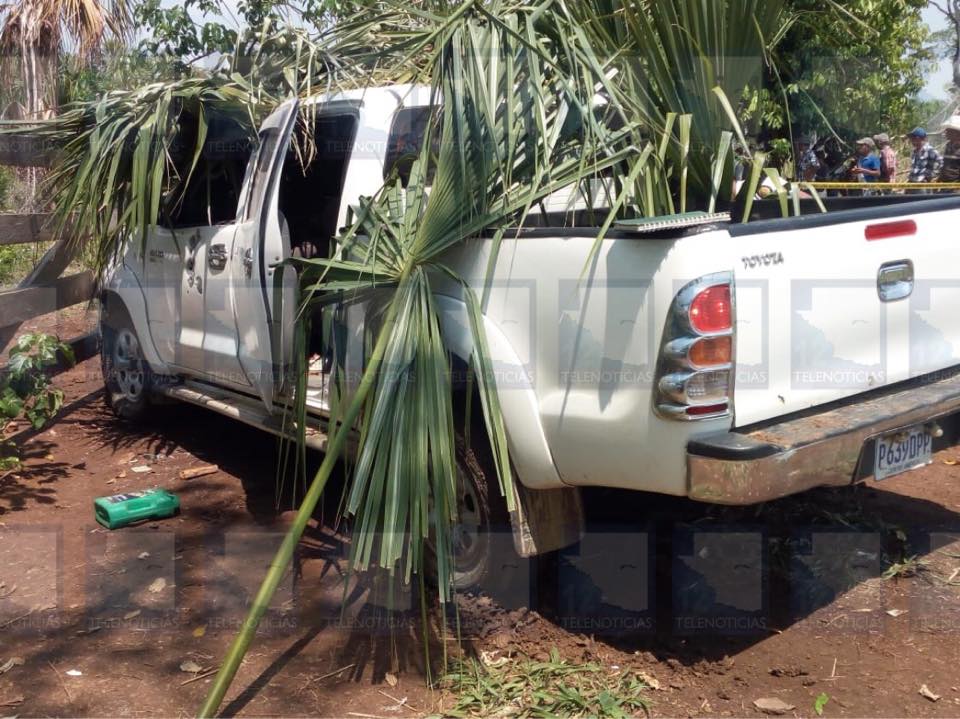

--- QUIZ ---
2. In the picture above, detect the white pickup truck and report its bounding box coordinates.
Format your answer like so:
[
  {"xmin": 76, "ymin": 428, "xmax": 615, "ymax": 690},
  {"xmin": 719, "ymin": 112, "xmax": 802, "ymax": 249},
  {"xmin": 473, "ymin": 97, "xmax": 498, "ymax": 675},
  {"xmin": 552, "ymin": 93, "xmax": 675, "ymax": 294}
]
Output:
[{"xmin": 100, "ymin": 84, "xmax": 960, "ymax": 577}]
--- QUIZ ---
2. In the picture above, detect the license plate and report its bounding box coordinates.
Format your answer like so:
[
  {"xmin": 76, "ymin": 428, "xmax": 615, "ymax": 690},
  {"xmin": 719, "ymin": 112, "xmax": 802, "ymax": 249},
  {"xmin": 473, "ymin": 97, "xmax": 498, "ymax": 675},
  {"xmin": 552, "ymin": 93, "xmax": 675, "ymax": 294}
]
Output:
[{"xmin": 874, "ymin": 425, "xmax": 933, "ymax": 481}]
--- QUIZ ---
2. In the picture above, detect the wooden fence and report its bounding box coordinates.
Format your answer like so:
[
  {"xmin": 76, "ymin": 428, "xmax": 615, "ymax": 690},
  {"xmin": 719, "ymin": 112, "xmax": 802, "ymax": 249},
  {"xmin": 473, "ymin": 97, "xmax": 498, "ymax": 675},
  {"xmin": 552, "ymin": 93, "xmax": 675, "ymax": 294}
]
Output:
[{"xmin": 0, "ymin": 139, "xmax": 99, "ymax": 372}]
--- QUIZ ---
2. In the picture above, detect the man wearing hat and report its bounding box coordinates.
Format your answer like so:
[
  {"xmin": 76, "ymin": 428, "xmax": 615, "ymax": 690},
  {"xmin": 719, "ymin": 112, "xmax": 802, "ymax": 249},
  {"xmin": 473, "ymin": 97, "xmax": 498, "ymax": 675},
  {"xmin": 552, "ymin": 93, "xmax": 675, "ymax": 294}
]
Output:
[
  {"xmin": 873, "ymin": 133, "xmax": 897, "ymax": 183},
  {"xmin": 938, "ymin": 116, "xmax": 960, "ymax": 184},
  {"xmin": 908, "ymin": 127, "xmax": 942, "ymax": 185},
  {"xmin": 850, "ymin": 137, "xmax": 881, "ymax": 186}
]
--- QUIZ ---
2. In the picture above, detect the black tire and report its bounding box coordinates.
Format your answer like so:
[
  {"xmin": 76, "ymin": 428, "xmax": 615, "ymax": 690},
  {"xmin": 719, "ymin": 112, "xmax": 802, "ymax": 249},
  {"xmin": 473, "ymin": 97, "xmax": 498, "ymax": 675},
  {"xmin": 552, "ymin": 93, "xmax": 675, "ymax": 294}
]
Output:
[
  {"xmin": 448, "ymin": 432, "xmax": 509, "ymax": 590},
  {"xmin": 101, "ymin": 300, "xmax": 154, "ymax": 421}
]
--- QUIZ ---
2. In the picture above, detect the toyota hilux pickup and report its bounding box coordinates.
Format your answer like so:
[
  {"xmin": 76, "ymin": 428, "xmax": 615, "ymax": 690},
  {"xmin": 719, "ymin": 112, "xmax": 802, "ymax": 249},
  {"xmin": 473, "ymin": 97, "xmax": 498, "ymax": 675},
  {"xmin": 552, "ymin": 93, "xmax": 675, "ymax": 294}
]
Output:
[{"xmin": 99, "ymin": 84, "xmax": 960, "ymax": 577}]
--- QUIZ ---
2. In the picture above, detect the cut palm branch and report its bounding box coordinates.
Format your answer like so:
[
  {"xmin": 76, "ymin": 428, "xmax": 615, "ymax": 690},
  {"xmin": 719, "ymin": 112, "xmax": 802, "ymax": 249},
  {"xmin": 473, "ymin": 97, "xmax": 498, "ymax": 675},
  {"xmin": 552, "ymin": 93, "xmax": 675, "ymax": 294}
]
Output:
[
  {"xmin": 201, "ymin": 2, "xmax": 649, "ymax": 713},
  {"xmin": 560, "ymin": 0, "xmax": 790, "ymax": 200}
]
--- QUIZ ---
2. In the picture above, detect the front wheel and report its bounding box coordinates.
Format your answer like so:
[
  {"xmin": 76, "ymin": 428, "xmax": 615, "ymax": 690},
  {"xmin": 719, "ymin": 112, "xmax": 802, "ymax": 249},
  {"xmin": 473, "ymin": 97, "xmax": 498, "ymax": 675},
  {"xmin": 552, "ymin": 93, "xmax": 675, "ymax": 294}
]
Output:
[{"xmin": 101, "ymin": 302, "xmax": 154, "ymax": 421}]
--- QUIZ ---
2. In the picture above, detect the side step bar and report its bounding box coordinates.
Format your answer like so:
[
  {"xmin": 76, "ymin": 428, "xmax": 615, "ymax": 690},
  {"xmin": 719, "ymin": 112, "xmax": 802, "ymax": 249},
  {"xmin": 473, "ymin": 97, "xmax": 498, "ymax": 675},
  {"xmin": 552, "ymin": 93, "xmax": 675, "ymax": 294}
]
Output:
[{"xmin": 160, "ymin": 381, "xmax": 332, "ymax": 452}]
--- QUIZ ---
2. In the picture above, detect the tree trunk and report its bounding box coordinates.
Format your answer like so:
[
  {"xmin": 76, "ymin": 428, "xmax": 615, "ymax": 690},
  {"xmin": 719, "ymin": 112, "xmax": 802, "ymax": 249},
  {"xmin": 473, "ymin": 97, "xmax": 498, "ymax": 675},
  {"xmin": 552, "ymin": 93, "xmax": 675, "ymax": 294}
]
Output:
[
  {"xmin": 20, "ymin": 28, "xmax": 38, "ymax": 209},
  {"xmin": 16, "ymin": 4, "xmax": 57, "ymax": 210},
  {"xmin": 953, "ymin": 20, "xmax": 960, "ymax": 90},
  {"xmin": 952, "ymin": 2, "xmax": 960, "ymax": 92}
]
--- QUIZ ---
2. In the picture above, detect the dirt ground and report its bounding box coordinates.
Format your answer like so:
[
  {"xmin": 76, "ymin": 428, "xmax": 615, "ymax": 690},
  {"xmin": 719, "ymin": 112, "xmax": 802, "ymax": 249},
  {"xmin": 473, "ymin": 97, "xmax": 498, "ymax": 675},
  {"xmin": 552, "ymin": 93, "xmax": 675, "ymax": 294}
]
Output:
[{"xmin": 3, "ymin": 309, "xmax": 960, "ymax": 717}]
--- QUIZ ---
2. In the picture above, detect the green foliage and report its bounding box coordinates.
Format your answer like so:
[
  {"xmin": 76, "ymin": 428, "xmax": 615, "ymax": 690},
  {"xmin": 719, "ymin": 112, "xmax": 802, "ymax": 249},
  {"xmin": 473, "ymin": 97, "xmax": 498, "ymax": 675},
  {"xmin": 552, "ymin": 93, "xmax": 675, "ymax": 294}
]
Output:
[
  {"xmin": 18, "ymin": 19, "xmax": 393, "ymax": 272},
  {"xmin": 0, "ymin": 166, "xmax": 11, "ymax": 208},
  {"xmin": 0, "ymin": 332, "xmax": 73, "ymax": 471},
  {"xmin": 0, "ymin": 244, "xmax": 49, "ymax": 287},
  {"xmin": 882, "ymin": 554, "xmax": 926, "ymax": 579},
  {"xmin": 132, "ymin": 0, "xmax": 452, "ymax": 69},
  {"xmin": 441, "ymin": 649, "xmax": 651, "ymax": 719},
  {"xmin": 567, "ymin": 0, "xmax": 790, "ymax": 204},
  {"xmin": 814, "ymin": 692, "xmax": 830, "ymax": 716},
  {"xmin": 291, "ymin": 1, "xmax": 650, "ymax": 599},
  {"xmin": 134, "ymin": 0, "xmax": 242, "ymax": 66},
  {"xmin": 0, "ymin": 166, "xmax": 38, "ymax": 214},
  {"xmin": 767, "ymin": 137, "xmax": 794, "ymax": 172},
  {"xmin": 758, "ymin": 0, "xmax": 934, "ymax": 140},
  {"xmin": 40, "ymin": 76, "xmax": 259, "ymax": 268},
  {"xmin": 58, "ymin": 42, "xmax": 190, "ymax": 105},
  {"xmin": 0, "ymin": 0, "xmax": 874, "ymax": 711}
]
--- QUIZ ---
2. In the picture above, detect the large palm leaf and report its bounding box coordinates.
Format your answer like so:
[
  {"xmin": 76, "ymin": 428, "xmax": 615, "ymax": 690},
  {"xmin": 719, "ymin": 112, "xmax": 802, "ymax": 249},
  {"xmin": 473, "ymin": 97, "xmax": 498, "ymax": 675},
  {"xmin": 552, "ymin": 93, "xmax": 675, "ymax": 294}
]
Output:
[
  {"xmin": 553, "ymin": 0, "xmax": 790, "ymax": 204},
  {"xmin": 200, "ymin": 2, "xmax": 652, "ymax": 713},
  {"xmin": 8, "ymin": 22, "xmax": 379, "ymax": 271}
]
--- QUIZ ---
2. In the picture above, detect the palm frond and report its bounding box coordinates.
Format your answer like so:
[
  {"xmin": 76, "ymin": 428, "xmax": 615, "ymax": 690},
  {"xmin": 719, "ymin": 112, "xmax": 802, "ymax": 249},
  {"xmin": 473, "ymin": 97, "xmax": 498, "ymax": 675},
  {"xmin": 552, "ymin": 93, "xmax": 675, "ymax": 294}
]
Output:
[{"xmin": 296, "ymin": 1, "xmax": 646, "ymax": 599}]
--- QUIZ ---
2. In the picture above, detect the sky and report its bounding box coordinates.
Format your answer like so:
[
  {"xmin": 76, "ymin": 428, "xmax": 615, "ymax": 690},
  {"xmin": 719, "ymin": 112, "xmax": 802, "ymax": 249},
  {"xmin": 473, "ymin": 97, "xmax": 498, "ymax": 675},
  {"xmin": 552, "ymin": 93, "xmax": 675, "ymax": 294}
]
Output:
[{"xmin": 922, "ymin": 4, "xmax": 954, "ymax": 100}]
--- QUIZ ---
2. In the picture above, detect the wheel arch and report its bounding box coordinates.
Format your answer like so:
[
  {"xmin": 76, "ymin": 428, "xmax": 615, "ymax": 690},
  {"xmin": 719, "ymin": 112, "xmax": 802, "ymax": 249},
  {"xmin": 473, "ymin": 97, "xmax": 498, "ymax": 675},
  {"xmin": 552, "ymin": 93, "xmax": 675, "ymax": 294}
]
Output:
[
  {"xmin": 100, "ymin": 268, "xmax": 171, "ymax": 376},
  {"xmin": 436, "ymin": 294, "xmax": 584, "ymax": 558}
]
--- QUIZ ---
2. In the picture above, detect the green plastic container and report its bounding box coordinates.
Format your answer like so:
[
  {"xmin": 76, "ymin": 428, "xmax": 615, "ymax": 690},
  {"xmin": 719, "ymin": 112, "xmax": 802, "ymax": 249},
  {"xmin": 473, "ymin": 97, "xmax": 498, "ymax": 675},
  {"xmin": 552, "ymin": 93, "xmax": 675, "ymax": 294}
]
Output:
[{"xmin": 94, "ymin": 489, "xmax": 180, "ymax": 529}]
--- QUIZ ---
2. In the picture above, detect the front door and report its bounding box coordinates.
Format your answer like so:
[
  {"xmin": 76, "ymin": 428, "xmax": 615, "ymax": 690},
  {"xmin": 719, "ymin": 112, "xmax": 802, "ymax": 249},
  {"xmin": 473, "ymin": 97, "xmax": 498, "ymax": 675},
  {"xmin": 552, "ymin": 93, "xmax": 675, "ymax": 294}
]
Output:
[
  {"xmin": 230, "ymin": 98, "xmax": 300, "ymax": 411},
  {"xmin": 176, "ymin": 223, "xmax": 243, "ymax": 386}
]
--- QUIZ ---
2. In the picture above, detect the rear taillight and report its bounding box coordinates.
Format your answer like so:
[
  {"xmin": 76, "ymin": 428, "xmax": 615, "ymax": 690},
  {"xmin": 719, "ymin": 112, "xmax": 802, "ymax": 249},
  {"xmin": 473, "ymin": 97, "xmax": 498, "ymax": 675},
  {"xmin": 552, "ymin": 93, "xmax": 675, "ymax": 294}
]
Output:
[
  {"xmin": 654, "ymin": 273, "xmax": 735, "ymax": 421},
  {"xmin": 688, "ymin": 336, "xmax": 732, "ymax": 367},
  {"xmin": 689, "ymin": 285, "xmax": 732, "ymax": 333}
]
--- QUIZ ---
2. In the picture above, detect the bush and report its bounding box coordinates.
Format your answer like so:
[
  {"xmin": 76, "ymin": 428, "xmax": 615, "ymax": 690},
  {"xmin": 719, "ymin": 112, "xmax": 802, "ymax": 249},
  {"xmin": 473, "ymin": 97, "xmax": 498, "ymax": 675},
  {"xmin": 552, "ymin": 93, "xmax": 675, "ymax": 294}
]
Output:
[
  {"xmin": 0, "ymin": 166, "xmax": 36, "ymax": 212},
  {"xmin": 0, "ymin": 332, "xmax": 74, "ymax": 471},
  {"xmin": 0, "ymin": 166, "xmax": 11, "ymax": 208}
]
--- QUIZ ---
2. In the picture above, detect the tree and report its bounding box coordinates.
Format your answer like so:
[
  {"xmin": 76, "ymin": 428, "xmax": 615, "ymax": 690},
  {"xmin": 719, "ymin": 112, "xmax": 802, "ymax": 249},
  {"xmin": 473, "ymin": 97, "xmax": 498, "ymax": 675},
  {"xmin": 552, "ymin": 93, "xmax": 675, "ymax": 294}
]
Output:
[
  {"xmin": 133, "ymin": 0, "xmax": 399, "ymax": 70},
  {"xmin": 0, "ymin": 0, "xmax": 131, "ymax": 119},
  {"xmin": 0, "ymin": 0, "xmax": 131, "ymax": 208},
  {"xmin": 930, "ymin": 0, "xmax": 960, "ymax": 91},
  {"xmin": 741, "ymin": 0, "xmax": 933, "ymax": 143}
]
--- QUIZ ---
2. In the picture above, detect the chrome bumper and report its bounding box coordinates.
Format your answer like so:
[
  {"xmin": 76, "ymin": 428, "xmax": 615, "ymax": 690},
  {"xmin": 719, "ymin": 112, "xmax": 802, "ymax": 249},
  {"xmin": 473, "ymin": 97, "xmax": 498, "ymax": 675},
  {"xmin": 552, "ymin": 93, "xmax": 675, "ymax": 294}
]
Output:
[{"xmin": 687, "ymin": 370, "xmax": 960, "ymax": 505}]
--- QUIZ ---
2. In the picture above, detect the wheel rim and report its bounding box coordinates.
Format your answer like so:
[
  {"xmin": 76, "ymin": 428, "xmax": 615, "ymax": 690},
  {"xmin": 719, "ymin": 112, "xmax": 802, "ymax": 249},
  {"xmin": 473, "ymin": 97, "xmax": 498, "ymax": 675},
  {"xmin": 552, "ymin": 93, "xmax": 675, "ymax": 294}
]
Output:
[
  {"xmin": 452, "ymin": 467, "xmax": 485, "ymax": 575},
  {"xmin": 113, "ymin": 328, "xmax": 145, "ymax": 402}
]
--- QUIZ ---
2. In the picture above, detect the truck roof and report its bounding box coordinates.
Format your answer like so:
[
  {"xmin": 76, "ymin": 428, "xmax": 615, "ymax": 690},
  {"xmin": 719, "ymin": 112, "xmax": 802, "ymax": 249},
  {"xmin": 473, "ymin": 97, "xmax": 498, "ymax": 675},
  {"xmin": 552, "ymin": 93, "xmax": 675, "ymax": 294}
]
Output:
[{"xmin": 303, "ymin": 83, "xmax": 434, "ymax": 109}]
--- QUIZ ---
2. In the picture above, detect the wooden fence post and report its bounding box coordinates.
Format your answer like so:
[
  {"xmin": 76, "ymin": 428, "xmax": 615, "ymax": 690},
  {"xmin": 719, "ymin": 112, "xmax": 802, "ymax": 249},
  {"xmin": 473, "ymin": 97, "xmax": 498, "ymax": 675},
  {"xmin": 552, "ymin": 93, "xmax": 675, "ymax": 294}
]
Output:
[{"xmin": 0, "ymin": 139, "xmax": 99, "ymax": 372}]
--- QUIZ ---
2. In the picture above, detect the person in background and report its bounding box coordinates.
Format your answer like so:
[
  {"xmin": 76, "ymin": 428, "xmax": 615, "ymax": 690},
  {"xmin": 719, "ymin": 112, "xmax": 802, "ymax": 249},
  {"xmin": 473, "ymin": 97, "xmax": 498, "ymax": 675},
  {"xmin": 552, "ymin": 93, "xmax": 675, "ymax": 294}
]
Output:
[
  {"xmin": 938, "ymin": 116, "xmax": 960, "ymax": 185},
  {"xmin": 873, "ymin": 133, "xmax": 897, "ymax": 183},
  {"xmin": 850, "ymin": 138, "xmax": 881, "ymax": 188},
  {"xmin": 797, "ymin": 136, "xmax": 820, "ymax": 181},
  {"xmin": 908, "ymin": 127, "xmax": 942, "ymax": 185}
]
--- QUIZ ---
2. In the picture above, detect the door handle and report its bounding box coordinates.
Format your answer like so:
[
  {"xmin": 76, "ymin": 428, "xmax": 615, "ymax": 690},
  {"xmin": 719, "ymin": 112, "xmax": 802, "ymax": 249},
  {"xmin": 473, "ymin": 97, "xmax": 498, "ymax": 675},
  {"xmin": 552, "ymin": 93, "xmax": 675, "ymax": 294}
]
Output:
[
  {"xmin": 242, "ymin": 248, "xmax": 254, "ymax": 278},
  {"xmin": 877, "ymin": 260, "xmax": 913, "ymax": 302},
  {"xmin": 208, "ymin": 243, "xmax": 227, "ymax": 271}
]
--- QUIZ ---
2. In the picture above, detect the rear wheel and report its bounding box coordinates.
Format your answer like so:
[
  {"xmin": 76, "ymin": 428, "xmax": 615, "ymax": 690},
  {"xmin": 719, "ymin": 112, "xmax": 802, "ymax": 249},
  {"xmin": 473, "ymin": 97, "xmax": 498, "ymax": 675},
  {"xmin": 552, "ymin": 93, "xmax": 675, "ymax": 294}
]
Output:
[
  {"xmin": 448, "ymin": 438, "xmax": 507, "ymax": 590},
  {"xmin": 101, "ymin": 302, "xmax": 154, "ymax": 421},
  {"xmin": 423, "ymin": 420, "xmax": 515, "ymax": 593}
]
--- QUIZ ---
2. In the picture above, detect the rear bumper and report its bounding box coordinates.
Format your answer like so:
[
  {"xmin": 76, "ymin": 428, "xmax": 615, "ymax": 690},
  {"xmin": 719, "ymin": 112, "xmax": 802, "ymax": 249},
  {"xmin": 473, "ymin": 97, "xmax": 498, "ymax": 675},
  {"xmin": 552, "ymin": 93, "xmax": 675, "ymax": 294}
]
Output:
[{"xmin": 687, "ymin": 370, "xmax": 960, "ymax": 505}]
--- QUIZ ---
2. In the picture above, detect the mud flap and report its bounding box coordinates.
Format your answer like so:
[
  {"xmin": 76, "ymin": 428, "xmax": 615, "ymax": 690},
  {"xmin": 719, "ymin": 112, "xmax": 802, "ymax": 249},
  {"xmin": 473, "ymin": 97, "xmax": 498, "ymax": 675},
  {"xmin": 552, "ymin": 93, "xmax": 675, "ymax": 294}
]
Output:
[{"xmin": 509, "ymin": 483, "xmax": 584, "ymax": 557}]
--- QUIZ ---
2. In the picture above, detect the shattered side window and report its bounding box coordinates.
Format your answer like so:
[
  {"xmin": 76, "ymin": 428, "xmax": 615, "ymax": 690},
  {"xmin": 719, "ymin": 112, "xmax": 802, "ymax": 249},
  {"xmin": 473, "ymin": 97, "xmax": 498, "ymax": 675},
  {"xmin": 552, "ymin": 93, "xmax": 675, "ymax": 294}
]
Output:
[{"xmin": 161, "ymin": 114, "xmax": 253, "ymax": 229}]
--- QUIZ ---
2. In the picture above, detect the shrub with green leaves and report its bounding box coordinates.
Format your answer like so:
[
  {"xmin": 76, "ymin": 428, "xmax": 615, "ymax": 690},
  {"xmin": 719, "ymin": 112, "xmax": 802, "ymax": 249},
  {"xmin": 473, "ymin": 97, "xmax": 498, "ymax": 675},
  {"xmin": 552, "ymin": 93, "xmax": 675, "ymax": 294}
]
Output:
[{"xmin": 0, "ymin": 332, "xmax": 74, "ymax": 471}]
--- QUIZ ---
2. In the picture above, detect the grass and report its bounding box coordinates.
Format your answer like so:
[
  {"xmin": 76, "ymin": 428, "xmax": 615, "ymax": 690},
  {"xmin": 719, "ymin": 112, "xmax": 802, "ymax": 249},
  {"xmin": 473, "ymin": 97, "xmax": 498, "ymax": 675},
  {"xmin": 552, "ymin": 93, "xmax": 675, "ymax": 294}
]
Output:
[
  {"xmin": 0, "ymin": 243, "xmax": 53, "ymax": 288},
  {"xmin": 0, "ymin": 165, "xmax": 40, "ymax": 212},
  {"xmin": 439, "ymin": 648, "xmax": 651, "ymax": 719},
  {"xmin": 882, "ymin": 555, "xmax": 928, "ymax": 581},
  {"xmin": 0, "ymin": 165, "xmax": 51, "ymax": 288}
]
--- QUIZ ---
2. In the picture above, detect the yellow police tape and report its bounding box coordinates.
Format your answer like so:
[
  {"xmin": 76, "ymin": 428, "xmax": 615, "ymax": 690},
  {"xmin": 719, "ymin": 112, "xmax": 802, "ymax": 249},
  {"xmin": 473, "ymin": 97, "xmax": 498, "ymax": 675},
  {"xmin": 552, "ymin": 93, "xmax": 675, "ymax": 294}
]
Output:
[{"xmin": 805, "ymin": 182, "xmax": 960, "ymax": 190}]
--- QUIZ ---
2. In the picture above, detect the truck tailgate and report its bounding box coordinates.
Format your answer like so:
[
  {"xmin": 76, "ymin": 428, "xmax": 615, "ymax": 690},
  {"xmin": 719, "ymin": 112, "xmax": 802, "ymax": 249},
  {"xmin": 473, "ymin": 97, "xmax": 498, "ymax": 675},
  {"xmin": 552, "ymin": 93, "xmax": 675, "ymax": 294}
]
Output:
[{"xmin": 731, "ymin": 199, "xmax": 960, "ymax": 427}]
